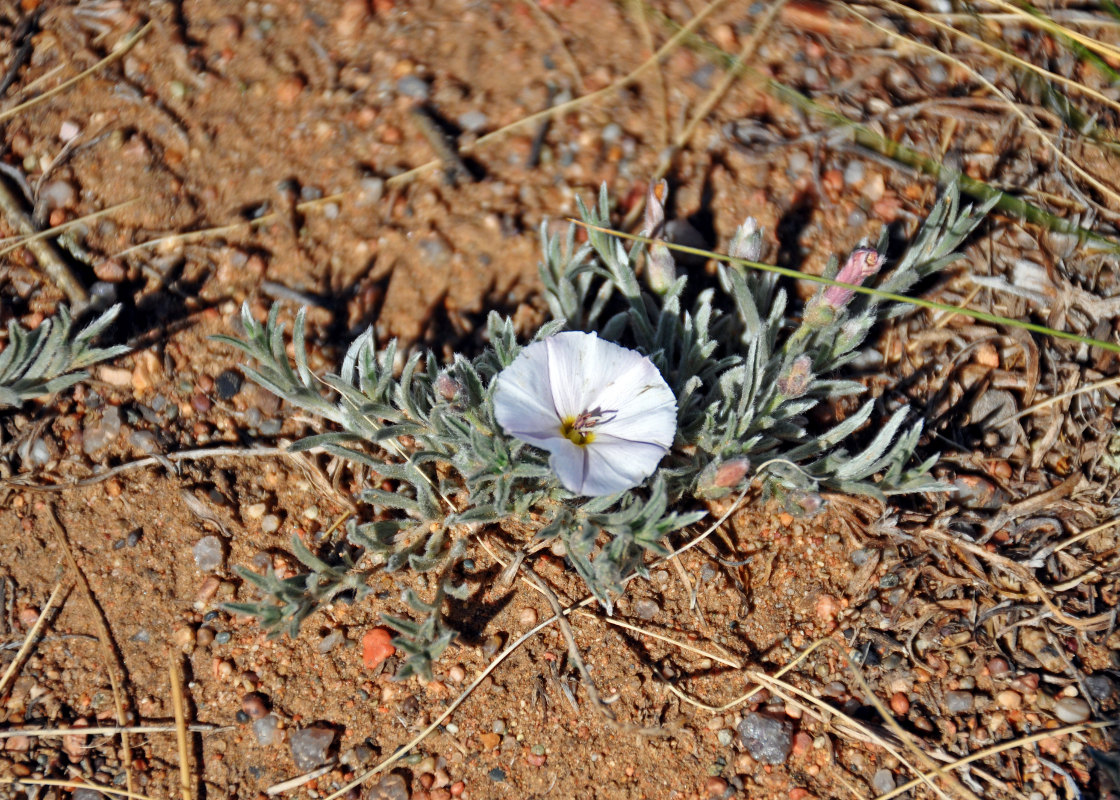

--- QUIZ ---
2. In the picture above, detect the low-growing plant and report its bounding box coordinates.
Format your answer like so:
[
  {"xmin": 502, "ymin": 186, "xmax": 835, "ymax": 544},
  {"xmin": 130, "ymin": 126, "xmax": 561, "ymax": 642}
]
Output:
[
  {"xmin": 221, "ymin": 181, "xmax": 994, "ymax": 679},
  {"xmin": 0, "ymin": 304, "xmax": 128, "ymax": 410}
]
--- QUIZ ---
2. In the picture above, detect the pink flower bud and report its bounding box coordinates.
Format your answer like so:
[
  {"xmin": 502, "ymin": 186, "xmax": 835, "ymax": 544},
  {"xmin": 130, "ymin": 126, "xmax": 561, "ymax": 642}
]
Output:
[
  {"xmin": 822, "ymin": 247, "xmax": 881, "ymax": 309},
  {"xmin": 697, "ymin": 457, "xmax": 751, "ymax": 498}
]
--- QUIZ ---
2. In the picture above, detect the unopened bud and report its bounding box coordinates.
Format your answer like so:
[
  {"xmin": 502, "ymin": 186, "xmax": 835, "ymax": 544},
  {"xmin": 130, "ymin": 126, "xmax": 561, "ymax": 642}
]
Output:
[
  {"xmin": 729, "ymin": 217, "xmax": 763, "ymax": 263},
  {"xmin": 776, "ymin": 355, "xmax": 813, "ymax": 398},
  {"xmin": 642, "ymin": 179, "xmax": 676, "ymax": 293},
  {"xmin": 697, "ymin": 457, "xmax": 751, "ymax": 499},
  {"xmin": 821, "ymin": 247, "xmax": 881, "ymax": 309},
  {"xmin": 785, "ymin": 490, "xmax": 825, "ymax": 518},
  {"xmin": 435, "ymin": 371, "xmax": 461, "ymax": 402}
]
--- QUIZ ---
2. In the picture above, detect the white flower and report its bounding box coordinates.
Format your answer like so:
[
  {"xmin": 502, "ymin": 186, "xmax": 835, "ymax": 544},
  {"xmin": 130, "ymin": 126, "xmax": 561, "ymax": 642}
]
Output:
[{"xmin": 493, "ymin": 331, "xmax": 677, "ymax": 497}]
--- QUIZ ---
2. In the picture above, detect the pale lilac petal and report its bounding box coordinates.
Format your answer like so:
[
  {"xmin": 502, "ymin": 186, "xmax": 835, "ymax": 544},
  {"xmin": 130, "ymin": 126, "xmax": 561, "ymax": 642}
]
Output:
[
  {"xmin": 581, "ymin": 437, "xmax": 669, "ymax": 496},
  {"xmin": 493, "ymin": 341, "xmax": 559, "ymax": 435},
  {"xmin": 548, "ymin": 439, "xmax": 591, "ymax": 494}
]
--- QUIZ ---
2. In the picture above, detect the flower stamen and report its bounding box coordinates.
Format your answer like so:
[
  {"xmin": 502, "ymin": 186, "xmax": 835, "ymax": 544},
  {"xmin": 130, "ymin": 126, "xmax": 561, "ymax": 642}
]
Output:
[{"xmin": 561, "ymin": 406, "xmax": 616, "ymax": 447}]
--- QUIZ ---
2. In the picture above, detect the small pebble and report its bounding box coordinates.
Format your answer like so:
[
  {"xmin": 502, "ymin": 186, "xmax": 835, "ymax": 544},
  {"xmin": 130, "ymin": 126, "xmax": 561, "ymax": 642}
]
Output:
[
  {"xmin": 481, "ymin": 633, "xmax": 503, "ymax": 658},
  {"xmin": 245, "ymin": 503, "xmax": 267, "ymax": 520},
  {"xmin": 216, "ymin": 369, "xmax": 243, "ymax": 399},
  {"xmin": 945, "ymin": 691, "xmax": 973, "ymax": 714},
  {"xmin": 252, "ymin": 714, "xmax": 280, "ymax": 746},
  {"xmin": 705, "ymin": 776, "xmax": 729, "ymax": 797},
  {"xmin": 396, "ymin": 74, "xmax": 430, "ymax": 99},
  {"xmin": 215, "ymin": 631, "xmax": 232, "ymax": 644},
  {"xmin": 368, "ymin": 774, "xmax": 408, "ymax": 800},
  {"xmin": 1054, "ymin": 696, "xmax": 1091, "ymax": 724},
  {"xmin": 458, "ymin": 110, "xmax": 488, "ymax": 132},
  {"xmin": 634, "ymin": 598, "xmax": 659, "ymax": 620},
  {"xmin": 242, "ymin": 692, "xmax": 270, "ymax": 720},
  {"xmin": 448, "ymin": 664, "xmax": 466, "ymax": 684},
  {"xmin": 996, "ymin": 690, "xmax": 1022, "ymax": 710},
  {"xmin": 40, "ymin": 179, "xmax": 78, "ymax": 210},
  {"xmin": 872, "ymin": 769, "xmax": 895, "ymax": 794},
  {"xmin": 987, "ymin": 656, "xmax": 1011, "ymax": 676},
  {"xmin": 261, "ymin": 514, "xmax": 281, "ymax": 533},
  {"xmin": 890, "ymin": 692, "xmax": 909, "ymax": 716},
  {"xmin": 737, "ymin": 713, "xmax": 794, "ymax": 765},
  {"xmin": 318, "ymin": 629, "xmax": 344, "ymax": 653},
  {"xmin": 193, "ymin": 535, "xmax": 225, "ymax": 571},
  {"xmin": 289, "ymin": 725, "xmax": 337, "ymax": 770},
  {"xmin": 518, "ymin": 608, "xmax": 538, "ymax": 627},
  {"xmin": 362, "ymin": 627, "xmax": 396, "ymax": 670},
  {"xmin": 195, "ymin": 627, "xmax": 215, "ymax": 647},
  {"xmin": 59, "ymin": 120, "xmax": 81, "ymax": 142}
]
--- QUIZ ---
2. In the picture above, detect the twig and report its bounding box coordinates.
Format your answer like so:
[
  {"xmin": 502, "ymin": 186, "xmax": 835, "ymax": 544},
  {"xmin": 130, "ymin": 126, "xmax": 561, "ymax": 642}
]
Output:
[
  {"xmin": 0, "ymin": 22, "xmax": 153, "ymax": 123},
  {"xmin": 990, "ymin": 374, "xmax": 1120, "ymax": 429},
  {"xmin": 0, "ymin": 723, "xmax": 228, "ymax": 739},
  {"xmin": 475, "ymin": 536, "xmax": 740, "ymax": 668},
  {"xmin": 318, "ymin": 597, "xmax": 601, "ymax": 800},
  {"xmin": 878, "ymin": 720, "xmax": 1118, "ymax": 800},
  {"xmin": 383, "ymin": 0, "xmax": 732, "ymax": 190},
  {"xmin": 622, "ymin": 0, "xmax": 789, "ymax": 229},
  {"xmin": 0, "ymin": 174, "xmax": 88, "ymax": 307},
  {"xmin": 0, "ymin": 581, "xmax": 68, "ymax": 696},
  {"xmin": 49, "ymin": 505, "xmax": 135, "ymax": 796},
  {"xmin": 264, "ymin": 765, "xmax": 333, "ymax": 796},
  {"xmin": 0, "ymin": 778, "xmax": 156, "ymax": 800},
  {"xmin": 3, "ymin": 445, "xmax": 293, "ymax": 491},
  {"xmin": 169, "ymin": 658, "xmax": 193, "ymax": 800},
  {"xmin": 523, "ymin": 564, "xmax": 665, "ymax": 735}
]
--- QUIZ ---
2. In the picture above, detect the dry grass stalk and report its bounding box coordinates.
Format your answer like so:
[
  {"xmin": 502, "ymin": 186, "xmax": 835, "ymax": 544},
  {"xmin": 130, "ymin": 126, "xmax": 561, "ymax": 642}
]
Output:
[
  {"xmin": 48, "ymin": 505, "xmax": 135, "ymax": 795},
  {"xmin": 168, "ymin": 657, "xmax": 193, "ymax": 800},
  {"xmin": 839, "ymin": 2, "xmax": 1120, "ymax": 216},
  {"xmin": 0, "ymin": 580, "xmax": 68, "ymax": 696}
]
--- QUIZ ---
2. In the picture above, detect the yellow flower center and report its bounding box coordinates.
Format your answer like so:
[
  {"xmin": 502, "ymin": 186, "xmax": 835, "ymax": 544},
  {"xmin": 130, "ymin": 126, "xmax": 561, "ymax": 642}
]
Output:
[{"xmin": 561, "ymin": 415, "xmax": 596, "ymax": 447}]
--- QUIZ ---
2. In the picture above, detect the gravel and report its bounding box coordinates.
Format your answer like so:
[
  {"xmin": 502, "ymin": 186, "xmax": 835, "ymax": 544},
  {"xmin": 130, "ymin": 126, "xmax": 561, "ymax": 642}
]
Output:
[
  {"xmin": 1054, "ymin": 697, "xmax": 1091, "ymax": 724},
  {"xmin": 289, "ymin": 725, "xmax": 336, "ymax": 770},
  {"xmin": 193, "ymin": 535, "xmax": 225, "ymax": 571},
  {"xmin": 737, "ymin": 713, "xmax": 794, "ymax": 765},
  {"xmin": 252, "ymin": 714, "xmax": 280, "ymax": 746},
  {"xmin": 945, "ymin": 691, "xmax": 974, "ymax": 714}
]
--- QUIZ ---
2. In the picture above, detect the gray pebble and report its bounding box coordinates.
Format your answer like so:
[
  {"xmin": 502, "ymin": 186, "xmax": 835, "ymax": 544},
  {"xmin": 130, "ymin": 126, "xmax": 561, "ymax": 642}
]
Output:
[
  {"xmin": 193, "ymin": 535, "xmax": 225, "ymax": 571},
  {"xmin": 716, "ymin": 728, "xmax": 733, "ymax": 746},
  {"xmin": 83, "ymin": 406, "xmax": 121, "ymax": 454},
  {"xmin": 317, "ymin": 629, "xmax": 344, "ymax": 654},
  {"xmin": 40, "ymin": 179, "xmax": 78, "ymax": 210},
  {"xmin": 357, "ymin": 176, "xmax": 384, "ymax": 206},
  {"xmin": 945, "ymin": 690, "xmax": 973, "ymax": 714},
  {"xmin": 736, "ymin": 713, "xmax": 794, "ymax": 765},
  {"xmin": 368, "ymin": 773, "xmax": 408, "ymax": 800},
  {"xmin": 458, "ymin": 110, "xmax": 489, "ymax": 132},
  {"xmin": 872, "ymin": 768, "xmax": 895, "ymax": 794},
  {"xmin": 843, "ymin": 160, "xmax": 865, "ymax": 186},
  {"xmin": 27, "ymin": 437, "xmax": 51, "ymax": 466},
  {"xmin": 129, "ymin": 430, "xmax": 159, "ymax": 453},
  {"xmin": 634, "ymin": 599, "xmax": 659, "ymax": 620},
  {"xmin": 289, "ymin": 725, "xmax": 336, "ymax": 770},
  {"xmin": 1054, "ymin": 696, "xmax": 1091, "ymax": 724},
  {"xmin": 252, "ymin": 714, "xmax": 280, "ymax": 746},
  {"xmin": 396, "ymin": 74, "xmax": 430, "ymax": 100}
]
